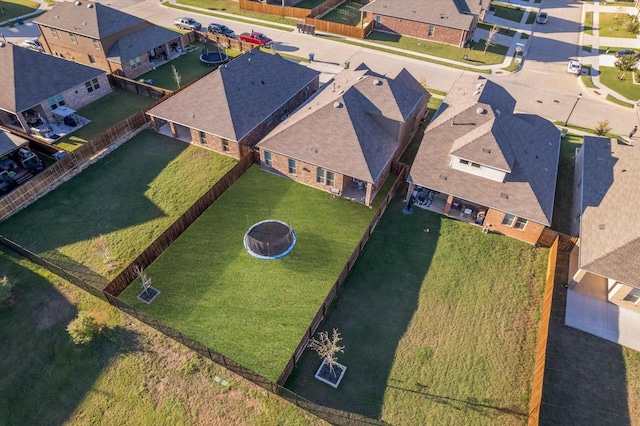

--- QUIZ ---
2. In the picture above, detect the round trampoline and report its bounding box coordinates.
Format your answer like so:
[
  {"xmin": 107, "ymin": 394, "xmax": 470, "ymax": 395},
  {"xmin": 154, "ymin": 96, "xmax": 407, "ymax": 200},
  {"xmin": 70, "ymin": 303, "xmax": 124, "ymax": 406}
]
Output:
[
  {"xmin": 199, "ymin": 44, "xmax": 229, "ymax": 67},
  {"xmin": 244, "ymin": 220, "xmax": 296, "ymax": 260}
]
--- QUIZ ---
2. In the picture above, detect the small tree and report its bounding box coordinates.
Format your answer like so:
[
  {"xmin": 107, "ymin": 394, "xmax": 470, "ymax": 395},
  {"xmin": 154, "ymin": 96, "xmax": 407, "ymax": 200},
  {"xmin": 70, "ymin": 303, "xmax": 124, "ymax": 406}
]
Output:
[
  {"xmin": 133, "ymin": 265, "xmax": 152, "ymax": 295},
  {"xmin": 309, "ymin": 328, "xmax": 345, "ymax": 375},
  {"xmin": 93, "ymin": 235, "xmax": 116, "ymax": 272},
  {"xmin": 614, "ymin": 54, "xmax": 639, "ymax": 80},
  {"xmin": 0, "ymin": 275, "xmax": 13, "ymax": 303},
  {"xmin": 417, "ymin": 75, "xmax": 429, "ymax": 90},
  {"xmin": 67, "ymin": 311, "xmax": 100, "ymax": 345},
  {"xmin": 624, "ymin": 15, "xmax": 640, "ymax": 35},
  {"xmin": 595, "ymin": 119, "xmax": 611, "ymax": 136},
  {"xmin": 484, "ymin": 25, "xmax": 500, "ymax": 55},
  {"xmin": 171, "ymin": 65, "xmax": 182, "ymax": 89}
]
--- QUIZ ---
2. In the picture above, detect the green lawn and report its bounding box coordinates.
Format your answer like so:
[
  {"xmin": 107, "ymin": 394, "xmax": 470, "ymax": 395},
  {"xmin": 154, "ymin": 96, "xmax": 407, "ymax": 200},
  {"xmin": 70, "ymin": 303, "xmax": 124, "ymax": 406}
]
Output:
[
  {"xmin": 119, "ymin": 165, "xmax": 393, "ymax": 382},
  {"xmin": 367, "ymin": 31, "xmax": 508, "ymax": 65},
  {"xmin": 585, "ymin": 11, "xmax": 593, "ymax": 35},
  {"xmin": 0, "ymin": 0, "xmax": 40, "ymax": 24},
  {"xmin": 294, "ymin": 0, "xmax": 325, "ymax": 9},
  {"xmin": 478, "ymin": 21, "xmax": 516, "ymax": 36},
  {"xmin": 0, "ymin": 248, "xmax": 325, "ymax": 425},
  {"xmin": 599, "ymin": 66, "xmax": 640, "ymax": 100},
  {"xmin": 55, "ymin": 89, "xmax": 155, "ymax": 151},
  {"xmin": 550, "ymin": 134, "xmax": 582, "ymax": 234},
  {"xmin": 286, "ymin": 198, "xmax": 548, "ymax": 423},
  {"xmin": 599, "ymin": 12, "xmax": 638, "ymax": 38},
  {"xmin": 526, "ymin": 11, "xmax": 537, "ymax": 25},
  {"xmin": 0, "ymin": 131, "xmax": 237, "ymax": 288},
  {"xmin": 321, "ymin": 1, "xmax": 363, "ymax": 26},
  {"xmin": 492, "ymin": 3, "xmax": 526, "ymax": 22}
]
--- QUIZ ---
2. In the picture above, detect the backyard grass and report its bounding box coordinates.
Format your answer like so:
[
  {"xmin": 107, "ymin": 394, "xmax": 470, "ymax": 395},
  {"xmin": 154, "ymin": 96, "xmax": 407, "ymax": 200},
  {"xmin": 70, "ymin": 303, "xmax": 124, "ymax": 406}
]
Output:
[
  {"xmin": 492, "ymin": 3, "xmax": 526, "ymax": 23},
  {"xmin": 285, "ymin": 198, "xmax": 549, "ymax": 423},
  {"xmin": 55, "ymin": 89, "xmax": 155, "ymax": 151},
  {"xmin": 599, "ymin": 66, "xmax": 640, "ymax": 100},
  {"xmin": 0, "ymin": 131, "xmax": 237, "ymax": 288},
  {"xmin": 0, "ymin": 0, "xmax": 39, "ymax": 24},
  {"xmin": 585, "ymin": 11, "xmax": 593, "ymax": 35},
  {"xmin": 0, "ymin": 248, "xmax": 325, "ymax": 425},
  {"xmin": 399, "ymin": 97, "xmax": 443, "ymax": 165},
  {"xmin": 171, "ymin": 0, "xmax": 297, "ymax": 26},
  {"xmin": 293, "ymin": 0, "xmax": 325, "ymax": 9},
  {"xmin": 118, "ymin": 165, "xmax": 394, "ymax": 382},
  {"xmin": 321, "ymin": 1, "xmax": 363, "ymax": 26},
  {"xmin": 599, "ymin": 12, "xmax": 638, "ymax": 38},
  {"xmin": 550, "ymin": 134, "xmax": 582, "ymax": 234},
  {"xmin": 367, "ymin": 30, "xmax": 508, "ymax": 65}
]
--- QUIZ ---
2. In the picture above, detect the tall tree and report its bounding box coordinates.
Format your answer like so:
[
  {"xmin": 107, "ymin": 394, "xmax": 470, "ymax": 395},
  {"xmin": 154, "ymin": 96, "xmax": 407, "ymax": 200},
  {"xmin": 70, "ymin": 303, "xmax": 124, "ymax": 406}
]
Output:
[
  {"xmin": 484, "ymin": 25, "xmax": 500, "ymax": 55},
  {"xmin": 614, "ymin": 54, "xmax": 639, "ymax": 80}
]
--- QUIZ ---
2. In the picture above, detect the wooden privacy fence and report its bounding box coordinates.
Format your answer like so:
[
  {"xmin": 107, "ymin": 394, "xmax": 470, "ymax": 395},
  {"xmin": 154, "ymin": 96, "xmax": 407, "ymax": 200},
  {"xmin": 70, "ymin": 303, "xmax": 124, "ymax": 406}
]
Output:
[
  {"xmin": 528, "ymin": 237, "xmax": 559, "ymax": 425},
  {"xmin": 276, "ymin": 165, "xmax": 409, "ymax": 387},
  {"xmin": 239, "ymin": 0, "xmax": 309, "ymax": 18},
  {"xmin": 303, "ymin": 18, "xmax": 373, "ymax": 38},
  {"xmin": 0, "ymin": 112, "xmax": 149, "ymax": 221},
  {"xmin": 537, "ymin": 228, "xmax": 578, "ymax": 252},
  {"xmin": 198, "ymin": 32, "xmax": 263, "ymax": 52},
  {"xmin": 108, "ymin": 74, "xmax": 172, "ymax": 100}
]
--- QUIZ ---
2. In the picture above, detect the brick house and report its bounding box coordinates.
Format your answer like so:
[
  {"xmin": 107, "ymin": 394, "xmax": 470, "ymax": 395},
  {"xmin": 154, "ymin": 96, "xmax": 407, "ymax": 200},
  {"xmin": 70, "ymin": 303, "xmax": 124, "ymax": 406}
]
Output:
[
  {"xmin": 565, "ymin": 136, "xmax": 640, "ymax": 350},
  {"xmin": 406, "ymin": 76, "xmax": 561, "ymax": 245},
  {"xmin": 146, "ymin": 50, "xmax": 320, "ymax": 159},
  {"xmin": 0, "ymin": 42, "xmax": 111, "ymax": 141},
  {"xmin": 257, "ymin": 64, "xmax": 430, "ymax": 206},
  {"xmin": 34, "ymin": 1, "xmax": 185, "ymax": 79},
  {"xmin": 360, "ymin": 0, "xmax": 486, "ymax": 47}
]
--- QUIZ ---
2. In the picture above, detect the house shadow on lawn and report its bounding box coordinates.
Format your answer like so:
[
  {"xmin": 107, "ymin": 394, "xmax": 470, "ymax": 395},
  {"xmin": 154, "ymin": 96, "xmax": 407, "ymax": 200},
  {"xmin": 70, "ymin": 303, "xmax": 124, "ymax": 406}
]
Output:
[{"xmin": 285, "ymin": 198, "xmax": 441, "ymax": 420}]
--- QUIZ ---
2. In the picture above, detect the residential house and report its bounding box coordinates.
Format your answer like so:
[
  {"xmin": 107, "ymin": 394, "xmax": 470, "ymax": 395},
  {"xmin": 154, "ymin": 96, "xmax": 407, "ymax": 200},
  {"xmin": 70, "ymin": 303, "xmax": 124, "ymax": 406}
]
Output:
[
  {"xmin": 360, "ymin": 0, "xmax": 486, "ymax": 48},
  {"xmin": 146, "ymin": 50, "xmax": 320, "ymax": 159},
  {"xmin": 565, "ymin": 136, "xmax": 640, "ymax": 350},
  {"xmin": 34, "ymin": 1, "xmax": 185, "ymax": 79},
  {"xmin": 406, "ymin": 76, "xmax": 560, "ymax": 245},
  {"xmin": 257, "ymin": 64, "xmax": 430, "ymax": 206},
  {"xmin": 0, "ymin": 41, "xmax": 111, "ymax": 141},
  {"xmin": 0, "ymin": 130, "xmax": 43, "ymax": 193}
]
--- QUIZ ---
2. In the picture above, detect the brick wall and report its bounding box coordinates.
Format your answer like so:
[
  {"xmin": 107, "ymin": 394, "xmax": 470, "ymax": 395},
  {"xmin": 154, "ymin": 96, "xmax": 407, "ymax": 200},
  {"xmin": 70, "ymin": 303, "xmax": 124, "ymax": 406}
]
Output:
[
  {"xmin": 188, "ymin": 129, "xmax": 243, "ymax": 158},
  {"xmin": 369, "ymin": 14, "xmax": 471, "ymax": 47},
  {"xmin": 483, "ymin": 208, "xmax": 546, "ymax": 245},
  {"xmin": 261, "ymin": 151, "xmax": 346, "ymax": 195},
  {"xmin": 36, "ymin": 74, "xmax": 112, "ymax": 123},
  {"xmin": 39, "ymin": 27, "xmax": 112, "ymax": 71}
]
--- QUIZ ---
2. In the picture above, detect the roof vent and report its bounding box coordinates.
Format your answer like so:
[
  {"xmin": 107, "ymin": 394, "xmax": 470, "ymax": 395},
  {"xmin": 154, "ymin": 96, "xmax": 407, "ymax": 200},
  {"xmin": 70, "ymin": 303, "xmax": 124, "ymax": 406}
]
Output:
[
  {"xmin": 500, "ymin": 192, "xmax": 509, "ymax": 199},
  {"xmin": 473, "ymin": 90, "xmax": 481, "ymax": 96},
  {"xmin": 75, "ymin": 1, "xmax": 81, "ymax": 5},
  {"xmin": 438, "ymin": 174, "xmax": 448, "ymax": 181},
  {"xmin": 87, "ymin": 3, "xmax": 93, "ymax": 7},
  {"xmin": 339, "ymin": 90, "xmax": 344, "ymax": 94},
  {"xmin": 0, "ymin": 41, "xmax": 4, "ymax": 48},
  {"xmin": 495, "ymin": 109, "xmax": 501, "ymax": 117},
  {"xmin": 482, "ymin": 147, "xmax": 491, "ymax": 153},
  {"xmin": 598, "ymin": 224, "xmax": 606, "ymax": 230},
  {"xmin": 333, "ymin": 101, "xmax": 342, "ymax": 108},
  {"xmin": 373, "ymin": 79, "xmax": 382, "ymax": 86},
  {"xmin": 476, "ymin": 107, "xmax": 486, "ymax": 114},
  {"xmin": 476, "ymin": 83, "xmax": 484, "ymax": 89}
]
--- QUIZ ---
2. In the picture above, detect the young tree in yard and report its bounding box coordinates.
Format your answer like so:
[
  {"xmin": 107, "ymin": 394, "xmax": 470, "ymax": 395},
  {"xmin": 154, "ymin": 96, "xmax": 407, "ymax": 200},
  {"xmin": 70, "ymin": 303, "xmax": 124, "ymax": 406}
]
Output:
[
  {"xmin": 484, "ymin": 25, "xmax": 500, "ymax": 55},
  {"xmin": 93, "ymin": 234, "xmax": 116, "ymax": 272},
  {"xmin": 595, "ymin": 119, "xmax": 611, "ymax": 136},
  {"xmin": 171, "ymin": 65, "xmax": 182, "ymax": 89},
  {"xmin": 614, "ymin": 54, "xmax": 639, "ymax": 80},
  {"xmin": 0, "ymin": 275, "xmax": 13, "ymax": 303},
  {"xmin": 67, "ymin": 311, "xmax": 100, "ymax": 345},
  {"xmin": 309, "ymin": 328, "xmax": 344, "ymax": 375},
  {"xmin": 133, "ymin": 265, "xmax": 152, "ymax": 295}
]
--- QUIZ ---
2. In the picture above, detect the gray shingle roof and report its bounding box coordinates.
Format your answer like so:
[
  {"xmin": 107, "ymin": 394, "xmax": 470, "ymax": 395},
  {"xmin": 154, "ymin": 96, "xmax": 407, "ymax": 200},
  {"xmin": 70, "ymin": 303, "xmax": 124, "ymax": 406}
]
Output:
[
  {"xmin": 408, "ymin": 75, "xmax": 560, "ymax": 225},
  {"xmin": 579, "ymin": 136, "xmax": 640, "ymax": 288},
  {"xmin": 361, "ymin": 0, "xmax": 480, "ymax": 30},
  {"xmin": 0, "ymin": 130, "xmax": 28, "ymax": 157},
  {"xmin": 258, "ymin": 64, "xmax": 429, "ymax": 183},
  {"xmin": 0, "ymin": 43, "xmax": 105, "ymax": 113},
  {"xmin": 146, "ymin": 51, "xmax": 320, "ymax": 142},
  {"xmin": 107, "ymin": 26, "xmax": 181, "ymax": 63}
]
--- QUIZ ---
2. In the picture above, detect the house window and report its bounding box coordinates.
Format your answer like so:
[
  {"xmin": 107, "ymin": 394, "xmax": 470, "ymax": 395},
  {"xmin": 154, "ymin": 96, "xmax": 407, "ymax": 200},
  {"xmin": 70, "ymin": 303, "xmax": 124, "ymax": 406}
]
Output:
[
  {"xmin": 376, "ymin": 15, "xmax": 381, "ymax": 24},
  {"xmin": 93, "ymin": 39, "xmax": 101, "ymax": 50},
  {"xmin": 428, "ymin": 25, "xmax": 435, "ymax": 37},
  {"xmin": 459, "ymin": 159, "xmax": 469, "ymax": 165},
  {"xmin": 326, "ymin": 171, "xmax": 335, "ymax": 187},
  {"xmin": 85, "ymin": 78, "xmax": 100, "ymax": 93},
  {"xmin": 51, "ymin": 28, "xmax": 58, "ymax": 39},
  {"xmin": 288, "ymin": 159, "xmax": 297, "ymax": 174},
  {"xmin": 199, "ymin": 131, "xmax": 207, "ymax": 144},
  {"xmin": 266, "ymin": 114, "xmax": 273, "ymax": 126},
  {"xmin": 69, "ymin": 33, "xmax": 77, "ymax": 44},
  {"xmin": 316, "ymin": 167, "xmax": 325, "ymax": 183},
  {"xmin": 47, "ymin": 94, "xmax": 65, "ymax": 109},
  {"xmin": 470, "ymin": 162, "xmax": 481, "ymax": 168},
  {"xmin": 129, "ymin": 56, "xmax": 142, "ymax": 70},
  {"xmin": 502, "ymin": 213, "xmax": 516, "ymax": 227},
  {"xmin": 221, "ymin": 139, "xmax": 229, "ymax": 151},
  {"xmin": 88, "ymin": 55, "xmax": 96, "ymax": 64},
  {"xmin": 264, "ymin": 151, "xmax": 272, "ymax": 166},
  {"xmin": 514, "ymin": 217, "xmax": 528, "ymax": 230}
]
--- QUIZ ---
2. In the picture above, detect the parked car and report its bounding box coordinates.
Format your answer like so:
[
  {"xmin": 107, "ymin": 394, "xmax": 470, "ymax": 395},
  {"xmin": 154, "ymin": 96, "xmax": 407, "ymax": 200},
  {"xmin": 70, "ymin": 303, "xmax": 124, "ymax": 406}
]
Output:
[
  {"xmin": 208, "ymin": 23, "xmax": 235, "ymax": 38},
  {"xmin": 567, "ymin": 60, "xmax": 582, "ymax": 75},
  {"xmin": 536, "ymin": 11, "xmax": 548, "ymax": 24},
  {"xmin": 173, "ymin": 17, "xmax": 202, "ymax": 31},
  {"xmin": 615, "ymin": 49, "xmax": 637, "ymax": 58},
  {"xmin": 20, "ymin": 38, "xmax": 43, "ymax": 52},
  {"xmin": 239, "ymin": 31, "xmax": 272, "ymax": 47}
]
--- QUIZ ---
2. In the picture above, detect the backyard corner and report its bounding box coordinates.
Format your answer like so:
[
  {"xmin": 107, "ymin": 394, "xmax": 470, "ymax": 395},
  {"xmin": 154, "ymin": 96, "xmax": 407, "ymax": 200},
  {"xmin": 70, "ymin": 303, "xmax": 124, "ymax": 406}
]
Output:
[
  {"xmin": 0, "ymin": 131, "xmax": 237, "ymax": 289},
  {"xmin": 286, "ymin": 198, "xmax": 549, "ymax": 424},
  {"xmin": 118, "ymin": 165, "xmax": 395, "ymax": 382}
]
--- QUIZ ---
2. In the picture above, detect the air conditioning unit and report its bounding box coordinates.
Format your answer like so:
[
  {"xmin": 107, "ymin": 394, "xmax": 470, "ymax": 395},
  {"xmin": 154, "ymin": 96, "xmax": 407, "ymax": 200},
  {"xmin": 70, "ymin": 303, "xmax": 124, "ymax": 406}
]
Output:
[{"xmin": 482, "ymin": 227, "xmax": 489, "ymax": 234}]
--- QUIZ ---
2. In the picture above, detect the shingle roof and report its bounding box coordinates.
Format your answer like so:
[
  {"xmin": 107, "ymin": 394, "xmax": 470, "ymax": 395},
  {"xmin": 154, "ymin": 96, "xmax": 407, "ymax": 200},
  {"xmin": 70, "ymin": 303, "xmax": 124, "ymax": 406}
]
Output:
[
  {"xmin": 361, "ymin": 0, "xmax": 480, "ymax": 30},
  {"xmin": 146, "ymin": 51, "xmax": 320, "ymax": 142},
  {"xmin": 0, "ymin": 43, "xmax": 105, "ymax": 113},
  {"xmin": 34, "ymin": 1, "xmax": 144, "ymax": 39},
  {"xmin": 0, "ymin": 130, "xmax": 28, "ymax": 157},
  {"xmin": 258, "ymin": 64, "xmax": 429, "ymax": 183},
  {"xmin": 408, "ymin": 75, "xmax": 560, "ymax": 225},
  {"xmin": 107, "ymin": 26, "xmax": 180, "ymax": 63},
  {"xmin": 579, "ymin": 136, "xmax": 640, "ymax": 288}
]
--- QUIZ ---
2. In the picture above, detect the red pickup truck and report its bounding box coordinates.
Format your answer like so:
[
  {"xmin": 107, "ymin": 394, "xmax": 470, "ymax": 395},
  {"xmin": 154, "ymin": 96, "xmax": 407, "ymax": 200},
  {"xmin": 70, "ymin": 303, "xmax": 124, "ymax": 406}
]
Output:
[{"xmin": 239, "ymin": 31, "xmax": 272, "ymax": 47}]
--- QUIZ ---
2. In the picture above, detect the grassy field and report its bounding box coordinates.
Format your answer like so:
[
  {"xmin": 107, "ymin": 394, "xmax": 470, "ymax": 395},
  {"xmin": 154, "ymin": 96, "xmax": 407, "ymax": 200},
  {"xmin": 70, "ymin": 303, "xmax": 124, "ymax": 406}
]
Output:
[
  {"xmin": 492, "ymin": 3, "xmax": 525, "ymax": 22},
  {"xmin": 0, "ymin": 0, "xmax": 39, "ymax": 24},
  {"xmin": 119, "ymin": 165, "xmax": 393, "ymax": 382},
  {"xmin": 367, "ymin": 31, "xmax": 508, "ymax": 65},
  {"xmin": 599, "ymin": 66, "xmax": 640, "ymax": 100},
  {"xmin": 0, "ymin": 131, "xmax": 236, "ymax": 288},
  {"xmin": 321, "ymin": 2, "xmax": 363, "ymax": 26},
  {"xmin": 599, "ymin": 12, "xmax": 638, "ymax": 38},
  {"xmin": 585, "ymin": 11, "xmax": 594, "ymax": 35},
  {"xmin": 55, "ymin": 89, "xmax": 155, "ymax": 151},
  {"xmin": 550, "ymin": 134, "xmax": 582, "ymax": 234},
  {"xmin": 0, "ymin": 248, "xmax": 325, "ymax": 425},
  {"xmin": 286, "ymin": 198, "xmax": 549, "ymax": 423}
]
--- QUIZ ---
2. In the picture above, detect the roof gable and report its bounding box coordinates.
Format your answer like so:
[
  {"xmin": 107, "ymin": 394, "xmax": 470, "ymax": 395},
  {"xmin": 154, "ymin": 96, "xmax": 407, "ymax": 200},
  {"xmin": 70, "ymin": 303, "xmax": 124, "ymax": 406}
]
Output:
[{"xmin": 360, "ymin": 0, "xmax": 479, "ymax": 30}]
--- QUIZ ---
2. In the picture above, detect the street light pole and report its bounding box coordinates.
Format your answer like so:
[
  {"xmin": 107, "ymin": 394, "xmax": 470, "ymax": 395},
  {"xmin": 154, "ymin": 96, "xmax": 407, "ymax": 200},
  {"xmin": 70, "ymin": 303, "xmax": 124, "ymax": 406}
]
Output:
[{"xmin": 564, "ymin": 93, "xmax": 582, "ymax": 126}]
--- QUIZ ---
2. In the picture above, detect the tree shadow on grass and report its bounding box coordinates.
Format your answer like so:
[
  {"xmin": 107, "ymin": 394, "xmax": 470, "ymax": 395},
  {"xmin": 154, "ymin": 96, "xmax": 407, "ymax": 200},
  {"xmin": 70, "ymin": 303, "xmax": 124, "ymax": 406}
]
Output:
[{"xmin": 285, "ymin": 197, "xmax": 441, "ymax": 419}]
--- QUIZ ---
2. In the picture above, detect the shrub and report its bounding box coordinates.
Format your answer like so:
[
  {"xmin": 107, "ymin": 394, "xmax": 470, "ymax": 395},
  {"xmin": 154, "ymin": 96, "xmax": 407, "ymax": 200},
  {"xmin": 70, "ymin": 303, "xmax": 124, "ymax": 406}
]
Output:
[
  {"xmin": 595, "ymin": 119, "xmax": 612, "ymax": 136},
  {"xmin": 0, "ymin": 276, "xmax": 13, "ymax": 303},
  {"xmin": 67, "ymin": 311, "xmax": 101, "ymax": 345}
]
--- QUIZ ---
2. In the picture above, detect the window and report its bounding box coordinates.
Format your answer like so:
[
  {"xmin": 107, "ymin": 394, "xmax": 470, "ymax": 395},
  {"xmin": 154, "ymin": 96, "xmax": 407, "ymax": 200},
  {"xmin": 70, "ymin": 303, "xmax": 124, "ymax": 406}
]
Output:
[
  {"xmin": 93, "ymin": 39, "xmax": 101, "ymax": 50},
  {"xmin": 85, "ymin": 78, "xmax": 100, "ymax": 93},
  {"xmin": 502, "ymin": 213, "xmax": 515, "ymax": 226},
  {"xmin": 88, "ymin": 55, "xmax": 96, "ymax": 64},
  {"xmin": 129, "ymin": 56, "xmax": 142, "ymax": 70},
  {"xmin": 266, "ymin": 114, "xmax": 273, "ymax": 126},
  {"xmin": 69, "ymin": 33, "xmax": 77, "ymax": 44},
  {"xmin": 428, "ymin": 25, "xmax": 435, "ymax": 37},
  {"xmin": 514, "ymin": 217, "xmax": 528, "ymax": 230},
  {"xmin": 316, "ymin": 167, "xmax": 325, "ymax": 183},
  {"xmin": 264, "ymin": 151, "xmax": 272, "ymax": 166},
  {"xmin": 221, "ymin": 139, "xmax": 229, "ymax": 151},
  {"xmin": 288, "ymin": 159, "xmax": 297, "ymax": 174},
  {"xmin": 199, "ymin": 131, "xmax": 207, "ymax": 144},
  {"xmin": 459, "ymin": 159, "xmax": 469, "ymax": 165},
  {"xmin": 47, "ymin": 94, "xmax": 65, "ymax": 109},
  {"xmin": 376, "ymin": 15, "xmax": 381, "ymax": 24},
  {"xmin": 459, "ymin": 159, "xmax": 481, "ymax": 168},
  {"xmin": 326, "ymin": 171, "xmax": 335, "ymax": 187},
  {"xmin": 50, "ymin": 28, "xmax": 58, "ymax": 39},
  {"xmin": 470, "ymin": 162, "xmax": 481, "ymax": 168}
]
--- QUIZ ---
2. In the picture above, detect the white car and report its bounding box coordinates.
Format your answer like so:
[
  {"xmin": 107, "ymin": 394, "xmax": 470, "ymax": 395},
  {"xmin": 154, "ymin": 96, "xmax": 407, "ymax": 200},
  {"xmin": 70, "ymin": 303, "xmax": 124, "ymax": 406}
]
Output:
[
  {"xmin": 567, "ymin": 60, "xmax": 582, "ymax": 75},
  {"xmin": 20, "ymin": 39, "xmax": 43, "ymax": 52}
]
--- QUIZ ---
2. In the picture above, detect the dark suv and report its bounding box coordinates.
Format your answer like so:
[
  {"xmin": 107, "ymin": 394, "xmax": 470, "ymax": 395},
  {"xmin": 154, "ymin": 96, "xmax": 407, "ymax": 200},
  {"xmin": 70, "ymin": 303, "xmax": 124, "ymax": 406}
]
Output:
[
  {"xmin": 615, "ymin": 49, "xmax": 637, "ymax": 58},
  {"xmin": 208, "ymin": 23, "xmax": 235, "ymax": 38}
]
